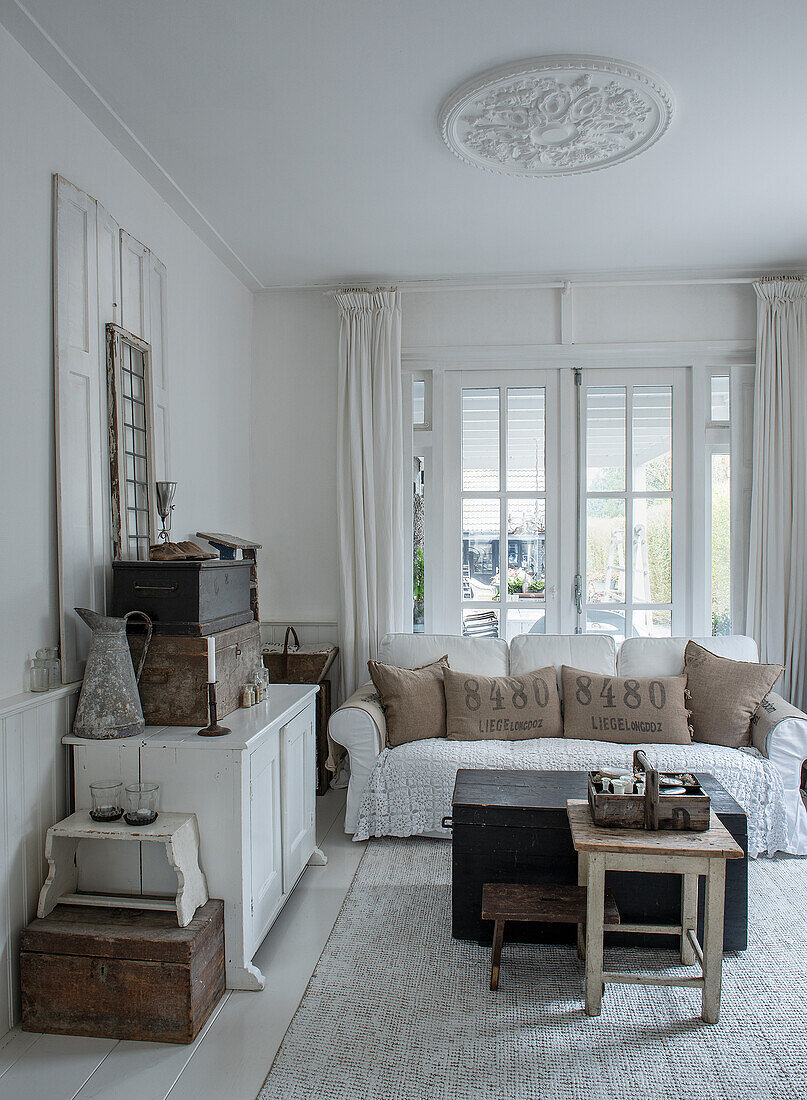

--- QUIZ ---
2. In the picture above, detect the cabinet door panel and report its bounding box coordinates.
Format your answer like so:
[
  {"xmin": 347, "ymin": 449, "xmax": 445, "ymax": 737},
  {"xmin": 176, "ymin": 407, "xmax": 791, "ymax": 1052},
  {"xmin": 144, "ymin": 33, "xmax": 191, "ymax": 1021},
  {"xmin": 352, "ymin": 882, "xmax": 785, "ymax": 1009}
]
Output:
[
  {"xmin": 250, "ymin": 735, "xmax": 283, "ymax": 944},
  {"xmin": 280, "ymin": 704, "xmax": 316, "ymax": 893},
  {"xmin": 54, "ymin": 177, "xmax": 105, "ymax": 683}
]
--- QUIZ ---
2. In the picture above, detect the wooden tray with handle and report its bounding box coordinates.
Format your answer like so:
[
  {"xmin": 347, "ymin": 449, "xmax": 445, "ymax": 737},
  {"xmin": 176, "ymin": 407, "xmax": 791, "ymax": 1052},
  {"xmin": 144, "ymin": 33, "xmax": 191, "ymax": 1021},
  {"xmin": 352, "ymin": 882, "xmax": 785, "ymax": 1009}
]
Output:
[{"xmin": 588, "ymin": 749, "xmax": 711, "ymax": 832}]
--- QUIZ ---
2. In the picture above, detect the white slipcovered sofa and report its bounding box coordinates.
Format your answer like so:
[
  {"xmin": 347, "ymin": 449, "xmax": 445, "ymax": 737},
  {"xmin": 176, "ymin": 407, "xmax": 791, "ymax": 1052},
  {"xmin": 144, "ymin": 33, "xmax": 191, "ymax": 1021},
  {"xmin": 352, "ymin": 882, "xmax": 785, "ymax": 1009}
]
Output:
[{"xmin": 329, "ymin": 633, "xmax": 807, "ymax": 858}]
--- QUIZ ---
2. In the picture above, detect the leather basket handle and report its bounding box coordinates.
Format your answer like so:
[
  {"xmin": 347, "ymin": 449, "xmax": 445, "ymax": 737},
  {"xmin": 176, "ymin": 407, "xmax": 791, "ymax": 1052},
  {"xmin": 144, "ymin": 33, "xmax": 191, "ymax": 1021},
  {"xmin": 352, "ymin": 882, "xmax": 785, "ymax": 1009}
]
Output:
[
  {"xmin": 282, "ymin": 625, "xmax": 300, "ymax": 679},
  {"xmin": 125, "ymin": 610, "xmax": 153, "ymax": 683}
]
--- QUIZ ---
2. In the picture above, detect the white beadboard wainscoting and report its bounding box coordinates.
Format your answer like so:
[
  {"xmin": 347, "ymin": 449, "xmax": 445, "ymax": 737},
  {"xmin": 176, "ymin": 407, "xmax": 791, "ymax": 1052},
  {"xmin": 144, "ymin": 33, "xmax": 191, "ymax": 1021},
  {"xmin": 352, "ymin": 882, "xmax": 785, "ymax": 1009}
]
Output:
[
  {"xmin": 0, "ymin": 684, "xmax": 78, "ymax": 1036},
  {"xmin": 260, "ymin": 621, "xmax": 339, "ymax": 646}
]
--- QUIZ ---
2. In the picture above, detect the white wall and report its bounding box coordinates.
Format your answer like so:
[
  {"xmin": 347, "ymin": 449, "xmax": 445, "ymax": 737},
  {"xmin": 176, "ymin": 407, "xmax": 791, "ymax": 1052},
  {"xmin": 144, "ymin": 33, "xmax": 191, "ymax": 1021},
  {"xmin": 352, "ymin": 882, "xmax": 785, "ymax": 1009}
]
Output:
[
  {"xmin": 251, "ymin": 281, "xmax": 756, "ymax": 632},
  {"xmin": 0, "ymin": 24, "xmax": 254, "ymax": 698},
  {"xmin": 250, "ymin": 290, "xmax": 339, "ymax": 624}
]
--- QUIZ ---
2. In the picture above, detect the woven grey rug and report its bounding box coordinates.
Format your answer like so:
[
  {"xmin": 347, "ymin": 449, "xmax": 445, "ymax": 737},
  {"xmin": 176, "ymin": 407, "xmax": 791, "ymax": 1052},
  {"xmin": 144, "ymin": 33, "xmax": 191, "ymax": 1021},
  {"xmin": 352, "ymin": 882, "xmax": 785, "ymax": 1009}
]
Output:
[{"xmin": 259, "ymin": 839, "xmax": 807, "ymax": 1100}]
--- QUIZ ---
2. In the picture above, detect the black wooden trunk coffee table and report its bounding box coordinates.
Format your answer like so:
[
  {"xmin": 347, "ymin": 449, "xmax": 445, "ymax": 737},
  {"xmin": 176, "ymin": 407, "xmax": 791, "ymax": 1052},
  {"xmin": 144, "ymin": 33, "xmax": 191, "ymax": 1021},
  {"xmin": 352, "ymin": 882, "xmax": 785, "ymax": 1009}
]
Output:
[{"xmin": 450, "ymin": 769, "xmax": 748, "ymax": 952}]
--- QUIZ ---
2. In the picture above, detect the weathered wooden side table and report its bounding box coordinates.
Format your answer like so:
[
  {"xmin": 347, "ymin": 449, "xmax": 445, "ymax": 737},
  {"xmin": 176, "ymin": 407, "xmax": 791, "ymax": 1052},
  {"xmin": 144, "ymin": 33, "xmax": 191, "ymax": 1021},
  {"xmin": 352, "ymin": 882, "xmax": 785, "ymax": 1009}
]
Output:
[{"xmin": 566, "ymin": 799, "xmax": 744, "ymax": 1024}]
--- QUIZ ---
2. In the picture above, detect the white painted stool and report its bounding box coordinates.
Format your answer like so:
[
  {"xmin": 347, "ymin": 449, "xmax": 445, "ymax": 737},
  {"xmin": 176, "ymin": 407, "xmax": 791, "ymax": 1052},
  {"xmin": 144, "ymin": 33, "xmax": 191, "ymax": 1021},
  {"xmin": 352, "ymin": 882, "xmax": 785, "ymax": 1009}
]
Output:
[
  {"xmin": 567, "ymin": 799, "xmax": 744, "ymax": 1024},
  {"xmin": 37, "ymin": 811, "xmax": 208, "ymax": 927}
]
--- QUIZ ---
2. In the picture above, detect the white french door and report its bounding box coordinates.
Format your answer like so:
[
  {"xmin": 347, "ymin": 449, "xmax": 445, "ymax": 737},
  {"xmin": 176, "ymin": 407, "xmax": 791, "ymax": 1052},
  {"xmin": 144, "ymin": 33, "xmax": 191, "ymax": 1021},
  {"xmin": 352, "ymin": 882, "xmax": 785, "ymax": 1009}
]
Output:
[
  {"xmin": 443, "ymin": 370, "xmax": 562, "ymax": 641},
  {"xmin": 577, "ymin": 368, "xmax": 689, "ymax": 640},
  {"xmin": 439, "ymin": 366, "xmax": 690, "ymax": 640}
]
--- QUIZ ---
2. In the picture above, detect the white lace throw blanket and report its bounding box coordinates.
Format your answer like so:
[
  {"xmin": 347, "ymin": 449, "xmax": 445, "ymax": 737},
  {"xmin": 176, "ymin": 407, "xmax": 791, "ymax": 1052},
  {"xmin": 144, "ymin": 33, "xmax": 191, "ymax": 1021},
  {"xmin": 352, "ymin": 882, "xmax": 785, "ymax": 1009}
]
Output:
[{"xmin": 353, "ymin": 737, "xmax": 788, "ymax": 858}]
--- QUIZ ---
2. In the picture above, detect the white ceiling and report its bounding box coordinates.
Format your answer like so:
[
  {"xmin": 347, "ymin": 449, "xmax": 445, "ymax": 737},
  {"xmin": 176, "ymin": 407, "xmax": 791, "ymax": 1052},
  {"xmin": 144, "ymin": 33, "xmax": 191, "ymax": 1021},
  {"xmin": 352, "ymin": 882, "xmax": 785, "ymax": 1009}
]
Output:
[{"xmin": 8, "ymin": 0, "xmax": 807, "ymax": 288}]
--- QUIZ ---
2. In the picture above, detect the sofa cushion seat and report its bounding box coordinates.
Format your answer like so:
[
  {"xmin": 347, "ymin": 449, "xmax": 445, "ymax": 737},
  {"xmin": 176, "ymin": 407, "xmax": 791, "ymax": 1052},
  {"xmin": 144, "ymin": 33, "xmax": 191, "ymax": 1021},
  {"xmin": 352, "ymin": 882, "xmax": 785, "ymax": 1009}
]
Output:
[{"xmin": 352, "ymin": 736, "xmax": 788, "ymax": 858}]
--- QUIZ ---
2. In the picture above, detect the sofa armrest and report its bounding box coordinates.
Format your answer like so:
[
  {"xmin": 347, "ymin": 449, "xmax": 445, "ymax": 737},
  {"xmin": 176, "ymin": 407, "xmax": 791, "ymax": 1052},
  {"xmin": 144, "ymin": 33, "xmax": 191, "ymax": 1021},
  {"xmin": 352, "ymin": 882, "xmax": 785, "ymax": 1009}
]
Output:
[
  {"xmin": 751, "ymin": 691, "xmax": 807, "ymax": 854},
  {"xmin": 328, "ymin": 685, "xmax": 386, "ymax": 834}
]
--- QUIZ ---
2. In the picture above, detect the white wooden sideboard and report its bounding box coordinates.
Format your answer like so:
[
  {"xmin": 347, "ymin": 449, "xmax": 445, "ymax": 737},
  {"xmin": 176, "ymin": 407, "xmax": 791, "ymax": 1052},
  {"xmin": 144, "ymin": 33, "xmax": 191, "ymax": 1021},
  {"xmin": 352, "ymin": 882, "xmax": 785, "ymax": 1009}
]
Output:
[{"xmin": 63, "ymin": 684, "xmax": 325, "ymax": 990}]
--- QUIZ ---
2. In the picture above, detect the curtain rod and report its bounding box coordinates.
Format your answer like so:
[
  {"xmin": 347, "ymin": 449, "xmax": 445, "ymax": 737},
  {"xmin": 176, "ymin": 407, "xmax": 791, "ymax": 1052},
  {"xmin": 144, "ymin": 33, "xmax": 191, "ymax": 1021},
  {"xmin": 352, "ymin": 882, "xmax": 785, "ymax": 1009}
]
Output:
[{"xmin": 321, "ymin": 274, "xmax": 785, "ymax": 296}]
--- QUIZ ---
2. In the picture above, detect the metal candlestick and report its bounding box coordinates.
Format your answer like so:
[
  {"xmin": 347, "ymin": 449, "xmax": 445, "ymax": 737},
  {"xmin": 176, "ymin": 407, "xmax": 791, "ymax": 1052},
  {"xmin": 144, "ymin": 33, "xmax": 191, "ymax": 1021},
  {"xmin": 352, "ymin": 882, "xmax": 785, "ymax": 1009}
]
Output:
[
  {"xmin": 155, "ymin": 481, "xmax": 177, "ymax": 543},
  {"xmin": 197, "ymin": 682, "xmax": 231, "ymax": 737}
]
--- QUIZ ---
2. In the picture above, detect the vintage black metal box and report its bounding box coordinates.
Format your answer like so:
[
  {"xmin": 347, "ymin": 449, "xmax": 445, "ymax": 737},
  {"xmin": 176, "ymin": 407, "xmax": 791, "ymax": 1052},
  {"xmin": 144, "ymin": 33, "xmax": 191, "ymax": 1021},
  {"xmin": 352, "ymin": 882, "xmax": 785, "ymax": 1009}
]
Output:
[
  {"xmin": 450, "ymin": 768, "xmax": 747, "ymax": 952},
  {"xmin": 112, "ymin": 559, "xmax": 254, "ymax": 635}
]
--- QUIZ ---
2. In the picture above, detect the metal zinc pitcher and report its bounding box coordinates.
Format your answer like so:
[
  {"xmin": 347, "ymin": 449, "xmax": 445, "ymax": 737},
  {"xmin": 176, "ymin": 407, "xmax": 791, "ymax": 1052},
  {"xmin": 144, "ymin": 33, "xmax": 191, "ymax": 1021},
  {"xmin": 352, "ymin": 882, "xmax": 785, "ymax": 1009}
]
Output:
[{"xmin": 72, "ymin": 608, "xmax": 153, "ymax": 739}]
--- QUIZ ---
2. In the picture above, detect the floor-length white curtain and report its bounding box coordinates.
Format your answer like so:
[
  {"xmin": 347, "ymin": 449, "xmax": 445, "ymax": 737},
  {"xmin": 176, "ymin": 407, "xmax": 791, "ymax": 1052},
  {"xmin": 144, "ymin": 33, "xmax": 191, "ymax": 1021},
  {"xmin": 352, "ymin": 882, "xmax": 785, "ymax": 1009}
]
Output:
[
  {"xmin": 335, "ymin": 289, "xmax": 406, "ymax": 697},
  {"xmin": 746, "ymin": 277, "xmax": 807, "ymax": 709}
]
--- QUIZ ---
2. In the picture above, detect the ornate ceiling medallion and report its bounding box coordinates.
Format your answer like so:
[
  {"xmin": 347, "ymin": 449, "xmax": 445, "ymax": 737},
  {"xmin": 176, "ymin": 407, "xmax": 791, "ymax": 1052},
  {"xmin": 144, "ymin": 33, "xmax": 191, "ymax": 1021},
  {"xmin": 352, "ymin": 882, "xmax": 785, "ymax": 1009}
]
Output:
[{"xmin": 439, "ymin": 55, "xmax": 674, "ymax": 177}]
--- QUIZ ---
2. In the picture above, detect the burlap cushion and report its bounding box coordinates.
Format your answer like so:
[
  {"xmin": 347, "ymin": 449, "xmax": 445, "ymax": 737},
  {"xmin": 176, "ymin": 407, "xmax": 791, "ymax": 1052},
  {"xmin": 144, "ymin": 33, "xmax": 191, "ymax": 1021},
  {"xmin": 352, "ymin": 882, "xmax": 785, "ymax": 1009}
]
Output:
[
  {"xmin": 684, "ymin": 640, "xmax": 783, "ymax": 748},
  {"xmin": 443, "ymin": 667, "xmax": 562, "ymax": 741},
  {"xmin": 561, "ymin": 665, "xmax": 691, "ymax": 745},
  {"xmin": 367, "ymin": 655, "xmax": 449, "ymax": 748}
]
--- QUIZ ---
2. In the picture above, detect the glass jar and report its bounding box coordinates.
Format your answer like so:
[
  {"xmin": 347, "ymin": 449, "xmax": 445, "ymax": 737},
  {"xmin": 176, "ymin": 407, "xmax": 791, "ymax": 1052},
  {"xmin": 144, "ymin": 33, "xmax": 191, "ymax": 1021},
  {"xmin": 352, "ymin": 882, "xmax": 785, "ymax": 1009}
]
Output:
[
  {"xmin": 89, "ymin": 780, "xmax": 123, "ymax": 822},
  {"xmin": 36, "ymin": 647, "xmax": 61, "ymax": 689},
  {"xmin": 30, "ymin": 658, "xmax": 50, "ymax": 692},
  {"xmin": 124, "ymin": 782, "xmax": 159, "ymax": 826}
]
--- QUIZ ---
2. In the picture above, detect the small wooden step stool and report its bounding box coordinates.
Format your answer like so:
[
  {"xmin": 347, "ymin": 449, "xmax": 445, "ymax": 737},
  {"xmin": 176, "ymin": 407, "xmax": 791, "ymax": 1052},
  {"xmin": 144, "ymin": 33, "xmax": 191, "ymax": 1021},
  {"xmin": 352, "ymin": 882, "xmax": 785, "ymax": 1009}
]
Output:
[
  {"xmin": 482, "ymin": 883, "xmax": 620, "ymax": 991},
  {"xmin": 38, "ymin": 812, "xmax": 208, "ymax": 927}
]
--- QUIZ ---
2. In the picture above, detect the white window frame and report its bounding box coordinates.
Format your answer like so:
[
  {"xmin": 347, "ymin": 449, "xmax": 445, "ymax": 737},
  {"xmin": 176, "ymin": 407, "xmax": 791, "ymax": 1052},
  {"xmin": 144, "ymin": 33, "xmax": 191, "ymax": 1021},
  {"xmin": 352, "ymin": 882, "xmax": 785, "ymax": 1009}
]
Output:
[{"xmin": 404, "ymin": 347, "xmax": 754, "ymax": 642}]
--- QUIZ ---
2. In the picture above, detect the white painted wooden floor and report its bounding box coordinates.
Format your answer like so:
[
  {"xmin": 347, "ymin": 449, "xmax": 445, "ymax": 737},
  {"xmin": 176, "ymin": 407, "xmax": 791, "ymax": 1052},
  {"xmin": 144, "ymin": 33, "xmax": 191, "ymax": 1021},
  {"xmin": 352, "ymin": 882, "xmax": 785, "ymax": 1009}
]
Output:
[{"xmin": 0, "ymin": 787, "xmax": 364, "ymax": 1100}]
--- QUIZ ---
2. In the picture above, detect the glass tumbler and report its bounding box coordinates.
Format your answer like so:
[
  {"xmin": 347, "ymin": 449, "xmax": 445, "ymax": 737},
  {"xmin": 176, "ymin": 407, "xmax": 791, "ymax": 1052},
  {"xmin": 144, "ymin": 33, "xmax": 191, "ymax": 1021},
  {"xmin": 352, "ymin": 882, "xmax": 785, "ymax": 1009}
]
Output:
[
  {"xmin": 124, "ymin": 782, "xmax": 159, "ymax": 826},
  {"xmin": 89, "ymin": 780, "xmax": 123, "ymax": 822}
]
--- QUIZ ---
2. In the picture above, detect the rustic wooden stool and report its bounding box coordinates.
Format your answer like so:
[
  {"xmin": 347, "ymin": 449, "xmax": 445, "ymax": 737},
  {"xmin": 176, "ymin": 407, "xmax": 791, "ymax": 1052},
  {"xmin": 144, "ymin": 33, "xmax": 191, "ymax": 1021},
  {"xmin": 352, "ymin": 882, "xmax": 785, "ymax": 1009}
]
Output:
[
  {"xmin": 567, "ymin": 799, "xmax": 745, "ymax": 1024},
  {"xmin": 481, "ymin": 882, "xmax": 620, "ymax": 991}
]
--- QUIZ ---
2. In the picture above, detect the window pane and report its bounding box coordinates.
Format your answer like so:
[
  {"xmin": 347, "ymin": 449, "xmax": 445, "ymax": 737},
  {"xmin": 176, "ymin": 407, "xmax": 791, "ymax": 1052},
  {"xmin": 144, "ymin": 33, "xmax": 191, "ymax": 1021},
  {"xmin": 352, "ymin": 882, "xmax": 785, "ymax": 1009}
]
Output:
[
  {"xmin": 506, "ymin": 499, "xmax": 545, "ymax": 600},
  {"xmin": 507, "ymin": 388, "xmax": 545, "ymax": 491},
  {"xmin": 505, "ymin": 608, "xmax": 546, "ymax": 641},
  {"xmin": 462, "ymin": 388, "xmax": 499, "ymax": 490},
  {"xmin": 633, "ymin": 386, "xmax": 671, "ymax": 491},
  {"xmin": 632, "ymin": 610, "xmax": 672, "ymax": 637},
  {"xmin": 412, "ymin": 379, "xmax": 425, "ymax": 426},
  {"xmin": 586, "ymin": 609, "xmax": 625, "ymax": 643},
  {"xmin": 587, "ymin": 388, "xmax": 625, "ymax": 491},
  {"xmin": 131, "ymin": 397, "xmax": 146, "ymax": 432},
  {"xmin": 462, "ymin": 499, "xmax": 499, "ymax": 600},
  {"xmin": 712, "ymin": 453, "xmax": 731, "ymax": 635},
  {"xmin": 132, "ymin": 482, "xmax": 149, "ymax": 513},
  {"xmin": 413, "ymin": 457, "xmax": 424, "ymax": 632},
  {"xmin": 462, "ymin": 607, "xmax": 499, "ymax": 638},
  {"xmin": 587, "ymin": 498, "xmax": 625, "ymax": 603},
  {"xmin": 711, "ymin": 376, "xmax": 730, "ymax": 422},
  {"xmin": 633, "ymin": 497, "xmax": 671, "ymax": 604}
]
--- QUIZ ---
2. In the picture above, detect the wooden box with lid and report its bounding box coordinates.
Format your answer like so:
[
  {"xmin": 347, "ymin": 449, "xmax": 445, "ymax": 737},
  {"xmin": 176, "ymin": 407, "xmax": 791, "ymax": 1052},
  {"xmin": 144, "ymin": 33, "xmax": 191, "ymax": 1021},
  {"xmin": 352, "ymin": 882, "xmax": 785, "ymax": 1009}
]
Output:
[
  {"xmin": 20, "ymin": 900, "xmax": 225, "ymax": 1044},
  {"xmin": 130, "ymin": 620, "xmax": 262, "ymax": 725}
]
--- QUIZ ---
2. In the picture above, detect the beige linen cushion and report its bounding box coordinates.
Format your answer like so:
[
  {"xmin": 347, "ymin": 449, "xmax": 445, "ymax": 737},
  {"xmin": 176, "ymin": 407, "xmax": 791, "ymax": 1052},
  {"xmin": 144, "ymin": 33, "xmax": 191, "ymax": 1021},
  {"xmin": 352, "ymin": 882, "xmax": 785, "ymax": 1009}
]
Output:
[
  {"xmin": 443, "ymin": 667, "xmax": 562, "ymax": 741},
  {"xmin": 561, "ymin": 666, "xmax": 691, "ymax": 745},
  {"xmin": 367, "ymin": 655, "xmax": 449, "ymax": 748},
  {"xmin": 684, "ymin": 640, "xmax": 783, "ymax": 748}
]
